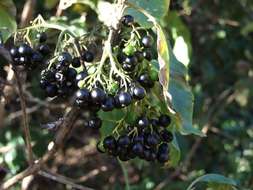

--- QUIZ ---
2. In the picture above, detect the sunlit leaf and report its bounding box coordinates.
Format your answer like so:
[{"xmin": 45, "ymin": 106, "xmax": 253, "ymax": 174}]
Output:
[{"xmin": 126, "ymin": 0, "xmax": 170, "ymax": 28}]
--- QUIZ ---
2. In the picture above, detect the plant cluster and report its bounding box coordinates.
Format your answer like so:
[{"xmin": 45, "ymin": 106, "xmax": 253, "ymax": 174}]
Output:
[{"xmin": 8, "ymin": 14, "xmax": 174, "ymax": 164}]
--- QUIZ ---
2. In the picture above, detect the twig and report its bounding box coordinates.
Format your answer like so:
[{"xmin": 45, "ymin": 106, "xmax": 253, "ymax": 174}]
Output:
[
  {"xmin": 75, "ymin": 166, "xmax": 108, "ymax": 183},
  {"xmin": 13, "ymin": 68, "xmax": 34, "ymax": 165},
  {"xmin": 39, "ymin": 170, "xmax": 94, "ymax": 190},
  {"xmin": 20, "ymin": 0, "xmax": 36, "ymax": 27},
  {"xmin": 6, "ymin": 105, "xmax": 40, "ymax": 122}
]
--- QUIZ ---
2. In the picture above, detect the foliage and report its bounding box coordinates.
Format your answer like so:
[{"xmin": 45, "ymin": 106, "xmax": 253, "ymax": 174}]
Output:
[{"xmin": 0, "ymin": 0, "xmax": 252, "ymax": 189}]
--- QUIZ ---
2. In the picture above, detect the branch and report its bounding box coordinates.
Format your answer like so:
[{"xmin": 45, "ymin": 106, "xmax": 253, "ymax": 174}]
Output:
[
  {"xmin": 0, "ymin": 107, "xmax": 80, "ymax": 190},
  {"xmin": 13, "ymin": 68, "xmax": 34, "ymax": 165},
  {"xmin": 20, "ymin": 0, "xmax": 36, "ymax": 27},
  {"xmin": 39, "ymin": 170, "xmax": 94, "ymax": 190}
]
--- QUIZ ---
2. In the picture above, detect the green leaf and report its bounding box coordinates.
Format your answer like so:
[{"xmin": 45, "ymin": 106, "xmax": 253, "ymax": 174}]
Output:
[
  {"xmin": 156, "ymin": 24, "xmax": 170, "ymax": 94},
  {"xmin": 208, "ymin": 183, "xmax": 237, "ymax": 190},
  {"xmin": 127, "ymin": 4, "xmax": 202, "ymax": 137},
  {"xmin": 163, "ymin": 11, "xmax": 192, "ymax": 67},
  {"xmin": 126, "ymin": 0, "xmax": 170, "ymax": 28},
  {"xmin": 98, "ymin": 109, "xmax": 126, "ymax": 138},
  {"xmin": 169, "ymin": 49, "xmax": 204, "ymax": 136},
  {"xmin": 168, "ymin": 133, "xmax": 180, "ymax": 167},
  {"xmin": 187, "ymin": 174, "xmax": 238, "ymax": 190},
  {"xmin": 0, "ymin": 0, "xmax": 17, "ymax": 43}
]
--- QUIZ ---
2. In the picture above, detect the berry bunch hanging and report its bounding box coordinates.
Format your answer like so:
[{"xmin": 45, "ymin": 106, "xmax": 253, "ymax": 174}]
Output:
[
  {"xmin": 8, "ymin": 14, "xmax": 174, "ymax": 165},
  {"xmin": 100, "ymin": 114, "xmax": 173, "ymax": 163}
]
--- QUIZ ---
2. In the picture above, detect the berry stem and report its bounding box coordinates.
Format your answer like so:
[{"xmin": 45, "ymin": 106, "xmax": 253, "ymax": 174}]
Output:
[{"xmin": 118, "ymin": 160, "xmax": 131, "ymax": 190}]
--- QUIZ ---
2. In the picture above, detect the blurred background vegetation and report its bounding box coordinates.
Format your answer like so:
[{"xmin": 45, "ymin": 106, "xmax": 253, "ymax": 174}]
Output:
[{"xmin": 0, "ymin": 0, "xmax": 253, "ymax": 189}]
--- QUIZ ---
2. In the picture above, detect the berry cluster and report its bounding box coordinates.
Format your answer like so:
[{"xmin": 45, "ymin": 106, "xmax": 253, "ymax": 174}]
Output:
[
  {"xmin": 100, "ymin": 114, "xmax": 173, "ymax": 163},
  {"xmin": 8, "ymin": 14, "xmax": 174, "ymax": 165},
  {"xmin": 9, "ymin": 32, "xmax": 50, "ymax": 70},
  {"xmin": 40, "ymin": 46, "xmax": 96, "ymax": 98},
  {"xmin": 40, "ymin": 52, "xmax": 79, "ymax": 98}
]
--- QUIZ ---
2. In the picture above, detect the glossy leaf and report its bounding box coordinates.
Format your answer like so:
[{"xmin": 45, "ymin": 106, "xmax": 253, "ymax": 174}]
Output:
[
  {"xmin": 187, "ymin": 174, "xmax": 238, "ymax": 190},
  {"xmin": 126, "ymin": 0, "xmax": 170, "ymax": 28},
  {"xmin": 163, "ymin": 11, "xmax": 192, "ymax": 67}
]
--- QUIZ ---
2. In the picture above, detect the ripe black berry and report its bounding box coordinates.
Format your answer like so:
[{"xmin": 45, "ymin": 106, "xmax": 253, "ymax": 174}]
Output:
[
  {"xmin": 144, "ymin": 148, "xmax": 156, "ymax": 161},
  {"xmin": 138, "ymin": 73, "xmax": 154, "ymax": 88},
  {"xmin": 146, "ymin": 133, "xmax": 159, "ymax": 147},
  {"xmin": 132, "ymin": 86, "xmax": 146, "ymax": 100},
  {"xmin": 150, "ymin": 119, "xmax": 159, "ymax": 128},
  {"xmin": 159, "ymin": 114, "xmax": 171, "ymax": 127},
  {"xmin": 31, "ymin": 52, "xmax": 43, "ymax": 64},
  {"xmin": 141, "ymin": 35, "xmax": 154, "ymax": 48},
  {"xmin": 66, "ymin": 68, "xmax": 77, "ymax": 80},
  {"xmin": 157, "ymin": 152, "xmax": 169, "ymax": 163},
  {"xmin": 82, "ymin": 51, "xmax": 94, "ymax": 62},
  {"xmin": 18, "ymin": 44, "xmax": 32, "ymax": 56},
  {"xmin": 101, "ymin": 96, "xmax": 115, "ymax": 111},
  {"xmin": 10, "ymin": 47, "xmax": 19, "ymax": 58},
  {"xmin": 58, "ymin": 52, "xmax": 72, "ymax": 65},
  {"xmin": 133, "ymin": 134, "xmax": 145, "ymax": 144},
  {"xmin": 76, "ymin": 88, "xmax": 90, "ymax": 101},
  {"xmin": 103, "ymin": 136, "xmax": 116, "ymax": 150},
  {"xmin": 115, "ymin": 92, "xmax": 132, "ymax": 108},
  {"xmin": 158, "ymin": 143, "xmax": 169, "ymax": 153},
  {"xmin": 121, "ymin": 15, "xmax": 134, "ymax": 26},
  {"xmin": 143, "ymin": 49, "xmax": 153, "ymax": 61},
  {"xmin": 132, "ymin": 142, "xmax": 144, "ymax": 157},
  {"xmin": 122, "ymin": 63, "xmax": 135, "ymax": 72},
  {"xmin": 88, "ymin": 117, "xmax": 102, "ymax": 129},
  {"xmin": 72, "ymin": 57, "xmax": 81, "ymax": 68},
  {"xmin": 37, "ymin": 32, "xmax": 47, "ymax": 43},
  {"xmin": 137, "ymin": 116, "xmax": 149, "ymax": 128},
  {"xmin": 90, "ymin": 88, "xmax": 106, "ymax": 104},
  {"xmin": 19, "ymin": 57, "xmax": 29, "ymax": 65},
  {"xmin": 124, "ymin": 55, "xmax": 138, "ymax": 65},
  {"xmin": 45, "ymin": 84, "xmax": 58, "ymax": 97},
  {"xmin": 160, "ymin": 130, "xmax": 173, "ymax": 142},
  {"xmin": 76, "ymin": 71, "xmax": 88, "ymax": 82},
  {"xmin": 117, "ymin": 135, "xmax": 131, "ymax": 148},
  {"xmin": 38, "ymin": 44, "xmax": 50, "ymax": 55}
]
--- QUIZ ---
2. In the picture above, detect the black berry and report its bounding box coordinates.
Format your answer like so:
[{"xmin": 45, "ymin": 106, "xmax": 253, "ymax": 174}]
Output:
[
  {"xmin": 90, "ymin": 88, "xmax": 106, "ymax": 104},
  {"xmin": 121, "ymin": 15, "xmax": 134, "ymax": 26},
  {"xmin": 159, "ymin": 114, "xmax": 171, "ymax": 127}
]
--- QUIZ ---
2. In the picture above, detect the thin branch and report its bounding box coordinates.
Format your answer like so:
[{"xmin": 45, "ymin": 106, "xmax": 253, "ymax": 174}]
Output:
[
  {"xmin": 20, "ymin": 0, "xmax": 36, "ymax": 27},
  {"xmin": 39, "ymin": 170, "xmax": 94, "ymax": 190},
  {"xmin": 13, "ymin": 68, "xmax": 34, "ymax": 165},
  {"xmin": 75, "ymin": 166, "xmax": 108, "ymax": 183},
  {"xmin": 0, "ymin": 107, "xmax": 80, "ymax": 190}
]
